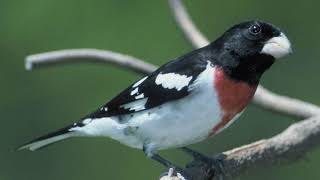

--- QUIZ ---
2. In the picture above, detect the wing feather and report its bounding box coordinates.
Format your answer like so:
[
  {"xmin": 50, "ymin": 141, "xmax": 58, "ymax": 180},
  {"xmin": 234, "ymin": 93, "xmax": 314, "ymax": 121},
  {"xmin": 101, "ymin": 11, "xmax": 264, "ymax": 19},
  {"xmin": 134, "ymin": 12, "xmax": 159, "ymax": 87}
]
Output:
[{"xmin": 84, "ymin": 48, "xmax": 209, "ymax": 120}]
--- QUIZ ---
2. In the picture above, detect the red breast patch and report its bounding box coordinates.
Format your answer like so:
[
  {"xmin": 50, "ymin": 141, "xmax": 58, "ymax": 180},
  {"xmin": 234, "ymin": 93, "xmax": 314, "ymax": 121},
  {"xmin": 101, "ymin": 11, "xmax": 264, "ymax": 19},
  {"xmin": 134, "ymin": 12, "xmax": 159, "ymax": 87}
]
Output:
[{"xmin": 209, "ymin": 67, "xmax": 257, "ymax": 137}]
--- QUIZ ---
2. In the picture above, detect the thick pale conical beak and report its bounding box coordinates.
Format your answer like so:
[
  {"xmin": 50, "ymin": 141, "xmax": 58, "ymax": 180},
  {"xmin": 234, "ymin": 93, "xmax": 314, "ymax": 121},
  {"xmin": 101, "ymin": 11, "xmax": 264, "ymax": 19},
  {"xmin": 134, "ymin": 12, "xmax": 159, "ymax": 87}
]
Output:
[{"xmin": 261, "ymin": 33, "xmax": 292, "ymax": 59}]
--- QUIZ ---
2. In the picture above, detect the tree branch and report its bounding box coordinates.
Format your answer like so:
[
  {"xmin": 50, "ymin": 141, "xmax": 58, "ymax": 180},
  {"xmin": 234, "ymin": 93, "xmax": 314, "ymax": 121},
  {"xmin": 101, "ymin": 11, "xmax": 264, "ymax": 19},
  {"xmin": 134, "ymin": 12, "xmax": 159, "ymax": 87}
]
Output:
[{"xmin": 175, "ymin": 115, "xmax": 320, "ymax": 180}]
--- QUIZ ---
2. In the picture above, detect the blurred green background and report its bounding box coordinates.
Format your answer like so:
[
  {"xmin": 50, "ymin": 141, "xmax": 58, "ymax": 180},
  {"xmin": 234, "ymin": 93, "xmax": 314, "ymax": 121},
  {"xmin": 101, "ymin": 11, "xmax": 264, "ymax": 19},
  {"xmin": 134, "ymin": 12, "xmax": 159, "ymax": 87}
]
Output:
[{"xmin": 1, "ymin": 0, "xmax": 320, "ymax": 179}]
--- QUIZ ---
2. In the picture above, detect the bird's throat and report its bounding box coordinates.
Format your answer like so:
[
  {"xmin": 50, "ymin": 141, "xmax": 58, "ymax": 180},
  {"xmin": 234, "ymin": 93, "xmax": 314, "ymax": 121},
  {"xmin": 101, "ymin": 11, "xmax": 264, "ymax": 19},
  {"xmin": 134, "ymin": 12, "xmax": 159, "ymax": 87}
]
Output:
[{"xmin": 209, "ymin": 67, "xmax": 257, "ymax": 136}]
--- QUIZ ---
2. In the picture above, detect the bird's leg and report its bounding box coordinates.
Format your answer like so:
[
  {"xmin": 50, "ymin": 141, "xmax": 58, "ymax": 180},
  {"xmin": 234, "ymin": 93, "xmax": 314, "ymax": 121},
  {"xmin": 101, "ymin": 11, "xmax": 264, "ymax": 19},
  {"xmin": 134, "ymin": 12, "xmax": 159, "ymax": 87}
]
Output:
[
  {"xmin": 143, "ymin": 145, "xmax": 189, "ymax": 179},
  {"xmin": 151, "ymin": 154, "xmax": 190, "ymax": 179},
  {"xmin": 181, "ymin": 147, "xmax": 226, "ymax": 177},
  {"xmin": 150, "ymin": 154, "xmax": 176, "ymax": 168},
  {"xmin": 181, "ymin": 147, "xmax": 211, "ymax": 162},
  {"xmin": 143, "ymin": 144, "xmax": 178, "ymax": 168},
  {"xmin": 149, "ymin": 154, "xmax": 190, "ymax": 179}
]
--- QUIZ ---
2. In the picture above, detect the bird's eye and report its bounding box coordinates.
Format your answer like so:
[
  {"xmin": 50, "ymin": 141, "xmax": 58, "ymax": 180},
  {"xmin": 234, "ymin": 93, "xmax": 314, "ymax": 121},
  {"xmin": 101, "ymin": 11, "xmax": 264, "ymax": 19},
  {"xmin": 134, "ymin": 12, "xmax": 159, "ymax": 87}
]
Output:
[{"xmin": 249, "ymin": 24, "xmax": 261, "ymax": 35}]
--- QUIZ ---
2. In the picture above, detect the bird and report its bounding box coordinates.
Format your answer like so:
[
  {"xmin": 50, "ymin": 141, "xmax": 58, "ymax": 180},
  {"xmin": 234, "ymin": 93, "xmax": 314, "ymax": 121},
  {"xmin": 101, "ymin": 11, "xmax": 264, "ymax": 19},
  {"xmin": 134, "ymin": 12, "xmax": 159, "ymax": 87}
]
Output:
[{"xmin": 18, "ymin": 20, "xmax": 292, "ymax": 174}]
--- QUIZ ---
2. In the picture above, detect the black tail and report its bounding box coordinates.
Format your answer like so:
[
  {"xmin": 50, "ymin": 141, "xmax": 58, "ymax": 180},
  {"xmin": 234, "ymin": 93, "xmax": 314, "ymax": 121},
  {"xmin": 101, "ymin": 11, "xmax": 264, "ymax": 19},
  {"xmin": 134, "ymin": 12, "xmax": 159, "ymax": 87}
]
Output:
[{"xmin": 17, "ymin": 124, "xmax": 80, "ymax": 151}]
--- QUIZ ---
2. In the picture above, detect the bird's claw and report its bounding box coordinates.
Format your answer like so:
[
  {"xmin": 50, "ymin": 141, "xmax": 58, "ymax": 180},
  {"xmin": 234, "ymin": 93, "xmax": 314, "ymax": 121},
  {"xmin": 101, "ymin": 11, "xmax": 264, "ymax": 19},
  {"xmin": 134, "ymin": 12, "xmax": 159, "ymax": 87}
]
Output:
[
  {"xmin": 211, "ymin": 154, "xmax": 226, "ymax": 178},
  {"xmin": 181, "ymin": 147, "xmax": 226, "ymax": 178},
  {"xmin": 160, "ymin": 167, "xmax": 189, "ymax": 180}
]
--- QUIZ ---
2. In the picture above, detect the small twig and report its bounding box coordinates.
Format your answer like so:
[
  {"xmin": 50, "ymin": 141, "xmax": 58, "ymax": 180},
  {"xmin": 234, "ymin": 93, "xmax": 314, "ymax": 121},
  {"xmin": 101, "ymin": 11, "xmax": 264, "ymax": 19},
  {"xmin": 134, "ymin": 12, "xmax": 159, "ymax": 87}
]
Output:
[
  {"xmin": 254, "ymin": 86, "xmax": 320, "ymax": 119},
  {"xmin": 168, "ymin": 0, "xmax": 209, "ymax": 48},
  {"xmin": 25, "ymin": 49, "xmax": 157, "ymax": 74}
]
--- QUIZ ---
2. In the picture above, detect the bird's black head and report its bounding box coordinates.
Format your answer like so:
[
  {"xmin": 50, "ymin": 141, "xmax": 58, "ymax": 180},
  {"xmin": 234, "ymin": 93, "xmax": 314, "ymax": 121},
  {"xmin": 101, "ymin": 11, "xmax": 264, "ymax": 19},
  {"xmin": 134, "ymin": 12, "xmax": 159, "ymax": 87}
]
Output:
[{"xmin": 209, "ymin": 20, "xmax": 292, "ymax": 85}]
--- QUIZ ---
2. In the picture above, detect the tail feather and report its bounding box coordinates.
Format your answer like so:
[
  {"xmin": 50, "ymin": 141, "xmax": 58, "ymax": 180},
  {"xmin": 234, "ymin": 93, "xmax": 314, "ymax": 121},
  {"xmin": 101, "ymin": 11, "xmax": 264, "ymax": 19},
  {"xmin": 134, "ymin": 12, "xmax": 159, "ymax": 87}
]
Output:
[{"xmin": 17, "ymin": 124, "xmax": 80, "ymax": 151}]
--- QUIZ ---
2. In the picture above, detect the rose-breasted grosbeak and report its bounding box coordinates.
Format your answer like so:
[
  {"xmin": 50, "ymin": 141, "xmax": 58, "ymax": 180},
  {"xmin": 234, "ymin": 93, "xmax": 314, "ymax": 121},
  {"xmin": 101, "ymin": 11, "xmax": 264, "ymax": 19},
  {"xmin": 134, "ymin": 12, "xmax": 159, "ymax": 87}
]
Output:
[{"xmin": 18, "ymin": 20, "xmax": 292, "ymax": 171}]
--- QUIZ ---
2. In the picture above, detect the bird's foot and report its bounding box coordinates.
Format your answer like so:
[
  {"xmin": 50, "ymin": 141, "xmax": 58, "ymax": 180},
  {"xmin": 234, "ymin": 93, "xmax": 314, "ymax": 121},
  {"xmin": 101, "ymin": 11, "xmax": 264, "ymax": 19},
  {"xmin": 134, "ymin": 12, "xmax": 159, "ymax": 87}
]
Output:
[
  {"xmin": 210, "ymin": 154, "xmax": 226, "ymax": 178},
  {"xmin": 181, "ymin": 147, "xmax": 226, "ymax": 177}
]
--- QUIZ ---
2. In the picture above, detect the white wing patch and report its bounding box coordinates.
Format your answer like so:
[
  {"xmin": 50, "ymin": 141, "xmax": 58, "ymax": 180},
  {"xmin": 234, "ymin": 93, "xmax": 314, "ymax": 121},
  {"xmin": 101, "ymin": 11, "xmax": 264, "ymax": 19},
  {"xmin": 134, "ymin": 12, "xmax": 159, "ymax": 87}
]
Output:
[
  {"xmin": 130, "ymin": 88, "xmax": 139, "ymax": 96},
  {"xmin": 133, "ymin": 76, "xmax": 148, "ymax": 88},
  {"xmin": 155, "ymin": 73, "xmax": 192, "ymax": 91},
  {"xmin": 120, "ymin": 98, "xmax": 148, "ymax": 111},
  {"xmin": 130, "ymin": 77, "xmax": 148, "ymax": 99},
  {"xmin": 100, "ymin": 107, "xmax": 108, "ymax": 112},
  {"xmin": 135, "ymin": 93, "xmax": 144, "ymax": 99}
]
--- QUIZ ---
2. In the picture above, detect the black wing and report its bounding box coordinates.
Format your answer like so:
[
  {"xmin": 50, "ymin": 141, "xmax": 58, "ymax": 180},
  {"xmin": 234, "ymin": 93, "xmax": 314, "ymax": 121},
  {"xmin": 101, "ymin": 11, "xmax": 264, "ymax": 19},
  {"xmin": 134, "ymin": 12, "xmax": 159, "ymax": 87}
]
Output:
[{"xmin": 85, "ymin": 48, "xmax": 209, "ymax": 119}]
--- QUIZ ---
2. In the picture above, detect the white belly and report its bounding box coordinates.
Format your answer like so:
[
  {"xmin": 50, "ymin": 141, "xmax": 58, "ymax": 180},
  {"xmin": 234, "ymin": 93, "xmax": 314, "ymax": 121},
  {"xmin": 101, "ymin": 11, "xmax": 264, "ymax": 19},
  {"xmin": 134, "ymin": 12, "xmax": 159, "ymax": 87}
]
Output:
[{"xmin": 131, "ymin": 88, "xmax": 222, "ymax": 150}]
